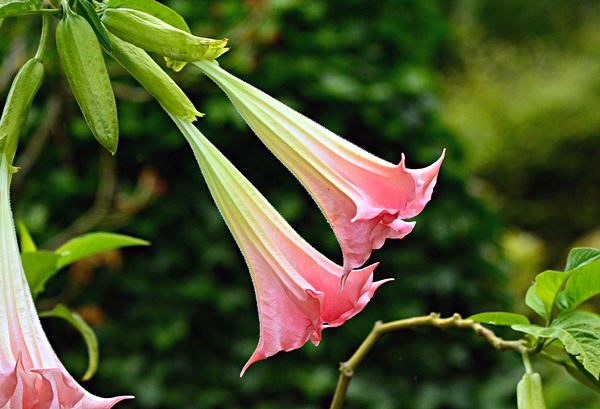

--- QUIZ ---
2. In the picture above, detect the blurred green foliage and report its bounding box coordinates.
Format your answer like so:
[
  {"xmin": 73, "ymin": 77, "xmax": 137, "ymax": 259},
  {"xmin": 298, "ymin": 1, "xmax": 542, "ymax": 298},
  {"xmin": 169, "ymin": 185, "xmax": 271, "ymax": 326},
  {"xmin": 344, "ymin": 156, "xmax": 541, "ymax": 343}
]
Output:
[
  {"xmin": 3, "ymin": 0, "xmax": 598, "ymax": 408},
  {"xmin": 444, "ymin": 0, "xmax": 600, "ymax": 270}
]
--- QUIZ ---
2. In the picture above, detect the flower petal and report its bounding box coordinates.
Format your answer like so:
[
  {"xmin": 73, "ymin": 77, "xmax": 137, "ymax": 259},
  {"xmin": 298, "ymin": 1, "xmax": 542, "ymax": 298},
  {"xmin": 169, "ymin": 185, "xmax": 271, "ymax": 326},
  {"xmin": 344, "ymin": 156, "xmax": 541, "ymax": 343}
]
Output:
[
  {"xmin": 193, "ymin": 61, "xmax": 444, "ymax": 279},
  {"xmin": 171, "ymin": 116, "xmax": 387, "ymax": 375},
  {"xmin": 0, "ymin": 155, "xmax": 132, "ymax": 409}
]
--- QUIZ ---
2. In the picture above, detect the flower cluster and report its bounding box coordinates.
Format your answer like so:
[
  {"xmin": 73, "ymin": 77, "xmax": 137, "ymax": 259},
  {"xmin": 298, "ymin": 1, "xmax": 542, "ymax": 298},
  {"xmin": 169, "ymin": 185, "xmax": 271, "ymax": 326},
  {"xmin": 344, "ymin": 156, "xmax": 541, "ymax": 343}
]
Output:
[
  {"xmin": 1, "ymin": 34, "xmax": 443, "ymax": 409},
  {"xmin": 174, "ymin": 62, "xmax": 444, "ymax": 373}
]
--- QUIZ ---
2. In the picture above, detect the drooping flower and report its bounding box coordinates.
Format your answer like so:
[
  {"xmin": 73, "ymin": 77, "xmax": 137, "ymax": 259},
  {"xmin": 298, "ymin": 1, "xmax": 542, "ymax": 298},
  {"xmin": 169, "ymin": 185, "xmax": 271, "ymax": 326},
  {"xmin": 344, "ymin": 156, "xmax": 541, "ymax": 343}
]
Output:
[
  {"xmin": 170, "ymin": 115, "xmax": 390, "ymax": 375},
  {"xmin": 0, "ymin": 155, "xmax": 131, "ymax": 409},
  {"xmin": 194, "ymin": 60, "xmax": 445, "ymax": 282}
]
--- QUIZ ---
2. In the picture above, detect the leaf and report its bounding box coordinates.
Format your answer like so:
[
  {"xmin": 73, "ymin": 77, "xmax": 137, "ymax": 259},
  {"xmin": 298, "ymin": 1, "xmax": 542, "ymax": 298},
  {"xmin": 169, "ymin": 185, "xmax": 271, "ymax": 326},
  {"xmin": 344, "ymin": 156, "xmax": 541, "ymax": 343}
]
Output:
[
  {"xmin": 556, "ymin": 291, "xmax": 568, "ymax": 311},
  {"xmin": 565, "ymin": 247, "xmax": 600, "ymax": 272},
  {"xmin": 21, "ymin": 251, "xmax": 60, "ymax": 298},
  {"xmin": 563, "ymin": 259, "xmax": 600, "ymax": 311},
  {"xmin": 0, "ymin": 0, "xmax": 42, "ymax": 18},
  {"xmin": 39, "ymin": 304, "xmax": 99, "ymax": 381},
  {"xmin": 55, "ymin": 232, "xmax": 149, "ymax": 270},
  {"xmin": 468, "ymin": 312, "xmax": 530, "ymax": 326},
  {"xmin": 564, "ymin": 353, "xmax": 600, "ymax": 395},
  {"xmin": 17, "ymin": 220, "xmax": 37, "ymax": 253},
  {"xmin": 526, "ymin": 285, "xmax": 547, "ymax": 319},
  {"xmin": 513, "ymin": 311, "xmax": 600, "ymax": 379},
  {"xmin": 104, "ymin": 0, "xmax": 190, "ymax": 71},
  {"xmin": 533, "ymin": 270, "xmax": 571, "ymax": 321}
]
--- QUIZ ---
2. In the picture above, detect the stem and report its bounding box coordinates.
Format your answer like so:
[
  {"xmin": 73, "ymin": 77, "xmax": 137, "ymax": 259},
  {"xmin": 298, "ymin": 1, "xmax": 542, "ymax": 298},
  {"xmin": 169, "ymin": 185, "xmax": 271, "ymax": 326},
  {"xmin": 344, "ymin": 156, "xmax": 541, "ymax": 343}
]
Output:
[
  {"xmin": 329, "ymin": 313, "xmax": 529, "ymax": 409},
  {"xmin": 34, "ymin": 14, "xmax": 52, "ymax": 61},
  {"xmin": 522, "ymin": 351, "xmax": 534, "ymax": 374}
]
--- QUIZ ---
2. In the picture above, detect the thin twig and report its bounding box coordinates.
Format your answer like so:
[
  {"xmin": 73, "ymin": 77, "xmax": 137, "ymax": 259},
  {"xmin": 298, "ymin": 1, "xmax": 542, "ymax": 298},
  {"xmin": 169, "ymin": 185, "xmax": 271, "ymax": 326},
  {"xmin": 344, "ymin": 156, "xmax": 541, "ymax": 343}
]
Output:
[{"xmin": 329, "ymin": 313, "xmax": 529, "ymax": 409}]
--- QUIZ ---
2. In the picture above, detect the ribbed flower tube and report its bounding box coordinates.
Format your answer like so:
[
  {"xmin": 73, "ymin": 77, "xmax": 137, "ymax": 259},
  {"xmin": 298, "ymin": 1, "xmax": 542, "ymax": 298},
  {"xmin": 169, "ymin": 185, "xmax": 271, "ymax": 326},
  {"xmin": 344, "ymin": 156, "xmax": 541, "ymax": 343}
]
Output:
[
  {"xmin": 193, "ymin": 61, "xmax": 444, "ymax": 282},
  {"xmin": 171, "ymin": 116, "xmax": 389, "ymax": 375}
]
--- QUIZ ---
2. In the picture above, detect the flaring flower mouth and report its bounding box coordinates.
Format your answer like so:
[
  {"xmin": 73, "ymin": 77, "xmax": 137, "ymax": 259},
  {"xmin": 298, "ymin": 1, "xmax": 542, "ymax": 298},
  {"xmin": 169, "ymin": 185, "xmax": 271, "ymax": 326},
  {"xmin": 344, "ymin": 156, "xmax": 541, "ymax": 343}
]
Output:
[
  {"xmin": 0, "ymin": 155, "xmax": 132, "ymax": 409},
  {"xmin": 193, "ymin": 60, "xmax": 445, "ymax": 282},
  {"xmin": 171, "ymin": 116, "xmax": 390, "ymax": 376}
]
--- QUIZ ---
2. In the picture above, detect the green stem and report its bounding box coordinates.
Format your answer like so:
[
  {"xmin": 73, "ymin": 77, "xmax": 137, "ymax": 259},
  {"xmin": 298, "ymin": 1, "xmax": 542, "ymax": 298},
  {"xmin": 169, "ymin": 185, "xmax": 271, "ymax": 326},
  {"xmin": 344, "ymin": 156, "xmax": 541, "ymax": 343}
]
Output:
[
  {"xmin": 523, "ymin": 351, "xmax": 534, "ymax": 374},
  {"xmin": 329, "ymin": 313, "xmax": 529, "ymax": 409},
  {"xmin": 34, "ymin": 13, "xmax": 52, "ymax": 61}
]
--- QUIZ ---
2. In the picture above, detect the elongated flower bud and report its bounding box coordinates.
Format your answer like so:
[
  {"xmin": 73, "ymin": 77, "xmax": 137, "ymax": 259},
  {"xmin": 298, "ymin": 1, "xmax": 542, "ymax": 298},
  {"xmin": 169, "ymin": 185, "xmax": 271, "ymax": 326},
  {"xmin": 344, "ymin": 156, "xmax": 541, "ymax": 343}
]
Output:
[
  {"xmin": 101, "ymin": 8, "xmax": 228, "ymax": 62},
  {"xmin": 106, "ymin": 32, "xmax": 202, "ymax": 122},
  {"xmin": 56, "ymin": 0, "xmax": 119, "ymax": 154},
  {"xmin": 0, "ymin": 58, "xmax": 44, "ymax": 165},
  {"xmin": 517, "ymin": 372, "xmax": 547, "ymax": 408}
]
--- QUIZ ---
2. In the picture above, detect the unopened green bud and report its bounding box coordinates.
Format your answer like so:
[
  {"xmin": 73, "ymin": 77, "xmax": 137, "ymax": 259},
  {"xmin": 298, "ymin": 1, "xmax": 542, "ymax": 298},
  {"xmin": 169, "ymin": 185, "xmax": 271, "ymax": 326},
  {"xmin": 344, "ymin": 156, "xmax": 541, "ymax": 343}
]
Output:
[
  {"xmin": 56, "ymin": 0, "xmax": 119, "ymax": 154},
  {"xmin": 106, "ymin": 31, "xmax": 203, "ymax": 122},
  {"xmin": 0, "ymin": 58, "xmax": 44, "ymax": 165},
  {"xmin": 517, "ymin": 372, "xmax": 546, "ymax": 409},
  {"xmin": 101, "ymin": 8, "xmax": 229, "ymax": 62}
]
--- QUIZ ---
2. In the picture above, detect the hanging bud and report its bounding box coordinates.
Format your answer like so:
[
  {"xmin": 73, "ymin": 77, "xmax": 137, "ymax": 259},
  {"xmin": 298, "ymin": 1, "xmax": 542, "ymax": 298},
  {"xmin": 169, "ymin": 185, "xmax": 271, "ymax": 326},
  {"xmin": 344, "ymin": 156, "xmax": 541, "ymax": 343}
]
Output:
[
  {"xmin": 517, "ymin": 372, "xmax": 547, "ymax": 409},
  {"xmin": 101, "ymin": 8, "xmax": 229, "ymax": 62},
  {"xmin": 56, "ymin": 0, "xmax": 119, "ymax": 154},
  {"xmin": 76, "ymin": 0, "xmax": 113, "ymax": 52},
  {"xmin": 106, "ymin": 31, "xmax": 203, "ymax": 122},
  {"xmin": 0, "ymin": 58, "xmax": 44, "ymax": 165}
]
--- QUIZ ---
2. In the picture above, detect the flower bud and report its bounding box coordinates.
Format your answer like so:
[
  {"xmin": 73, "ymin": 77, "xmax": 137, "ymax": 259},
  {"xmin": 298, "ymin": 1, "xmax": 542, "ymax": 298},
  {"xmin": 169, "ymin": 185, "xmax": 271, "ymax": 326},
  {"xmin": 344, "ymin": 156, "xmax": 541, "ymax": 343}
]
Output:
[
  {"xmin": 56, "ymin": 0, "xmax": 119, "ymax": 154},
  {"xmin": 101, "ymin": 8, "xmax": 229, "ymax": 62},
  {"xmin": 0, "ymin": 58, "xmax": 44, "ymax": 165},
  {"xmin": 517, "ymin": 372, "xmax": 547, "ymax": 409},
  {"xmin": 106, "ymin": 31, "xmax": 203, "ymax": 122}
]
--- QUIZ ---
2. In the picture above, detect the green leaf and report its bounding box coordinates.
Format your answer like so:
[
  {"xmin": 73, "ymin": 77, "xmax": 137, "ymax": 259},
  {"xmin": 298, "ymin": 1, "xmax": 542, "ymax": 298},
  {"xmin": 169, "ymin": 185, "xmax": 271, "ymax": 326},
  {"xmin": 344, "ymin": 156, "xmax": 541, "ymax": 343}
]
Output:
[
  {"xmin": 526, "ymin": 285, "xmax": 547, "ymax": 319},
  {"xmin": 564, "ymin": 353, "xmax": 600, "ymax": 395},
  {"xmin": 55, "ymin": 232, "xmax": 149, "ymax": 270},
  {"xmin": 0, "ymin": 0, "xmax": 42, "ymax": 18},
  {"xmin": 17, "ymin": 220, "xmax": 37, "ymax": 253},
  {"xmin": 39, "ymin": 304, "xmax": 99, "ymax": 381},
  {"xmin": 565, "ymin": 247, "xmax": 600, "ymax": 272},
  {"xmin": 513, "ymin": 311, "xmax": 600, "ymax": 379},
  {"xmin": 104, "ymin": 0, "xmax": 190, "ymax": 71},
  {"xmin": 563, "ymin": 259, "xmax": 600, "ymax": 311},
  {"xmin": 468, "ymin": 312, "xmax": 530, "ymax": 326},
  {"xmin": 533, "ymin": 270, "xmax": 571, "ymax": 322},
  {"xmin": 21, "ymin": 251, "xmax": 60, "ymax": 298}
]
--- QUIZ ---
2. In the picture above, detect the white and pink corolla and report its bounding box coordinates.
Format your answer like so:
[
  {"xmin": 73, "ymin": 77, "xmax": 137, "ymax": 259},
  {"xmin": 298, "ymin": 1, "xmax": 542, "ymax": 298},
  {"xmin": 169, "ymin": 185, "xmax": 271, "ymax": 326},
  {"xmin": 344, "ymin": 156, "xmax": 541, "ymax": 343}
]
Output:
[
  {"xmin": 193, "ymin": 61, "xmax": 444, "ymax": 283},
  {"xmin": 0, "ymin": 155, "xmax": 131, "ymax": 409},
  {"xmin": 171, "ymin": 116, "xmax": 390, "ymax": 375}
]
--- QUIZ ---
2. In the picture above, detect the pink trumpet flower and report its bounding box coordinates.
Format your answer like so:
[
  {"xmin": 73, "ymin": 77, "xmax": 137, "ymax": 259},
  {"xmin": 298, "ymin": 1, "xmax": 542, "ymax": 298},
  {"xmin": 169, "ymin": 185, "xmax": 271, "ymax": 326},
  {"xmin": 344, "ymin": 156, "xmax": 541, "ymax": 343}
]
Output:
[
  {"xmin": 0, "ymin": 156, "xmax": 131, "ymax": 409},
  {"xmin": 194, "ymin": 60, "xmax": 445, "ymax": 283},
  {"xmin": 170, "ymin": 115, "xmax": 390, "ymax": 375}
]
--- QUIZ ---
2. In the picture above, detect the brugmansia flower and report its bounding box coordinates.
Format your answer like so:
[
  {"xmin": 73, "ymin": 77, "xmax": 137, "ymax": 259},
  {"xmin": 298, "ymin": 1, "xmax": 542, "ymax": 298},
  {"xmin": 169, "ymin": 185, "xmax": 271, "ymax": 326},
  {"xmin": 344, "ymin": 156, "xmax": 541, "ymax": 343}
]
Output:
[
  {"xmin": 194, "ymin": 60, "xmax": 445, "ymax": 282},
  {"xmin": 0, "ymin": 156, "xmax": 131, "ymax": 409},
  {"xmin": 170, "ymin": 116, "xmax": 390, "ymax": 375}
]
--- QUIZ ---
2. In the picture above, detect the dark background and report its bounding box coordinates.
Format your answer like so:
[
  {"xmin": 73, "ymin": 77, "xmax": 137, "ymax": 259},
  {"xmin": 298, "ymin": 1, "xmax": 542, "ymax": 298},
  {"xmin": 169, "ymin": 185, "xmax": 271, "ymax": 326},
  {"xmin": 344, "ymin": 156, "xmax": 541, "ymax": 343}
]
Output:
[{"xmin": 1, "ymin": 0, "xmax": 600, "ymax": 408}]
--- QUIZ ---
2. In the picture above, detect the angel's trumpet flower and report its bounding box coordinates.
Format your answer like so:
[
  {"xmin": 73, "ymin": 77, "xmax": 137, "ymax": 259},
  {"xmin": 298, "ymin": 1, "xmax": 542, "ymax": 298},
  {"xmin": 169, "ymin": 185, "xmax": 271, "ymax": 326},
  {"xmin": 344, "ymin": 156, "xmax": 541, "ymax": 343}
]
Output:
[
  {"xmin": 193, "ymin": 61, "xmax": 444, "ymax": 283},
  {"xmin": 0, "ymin": 155, "xmax": 131, "ymax": 409},
  {"xmin": 171, "ymin": 116, "xmax": 389, "ymax": 375}
]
